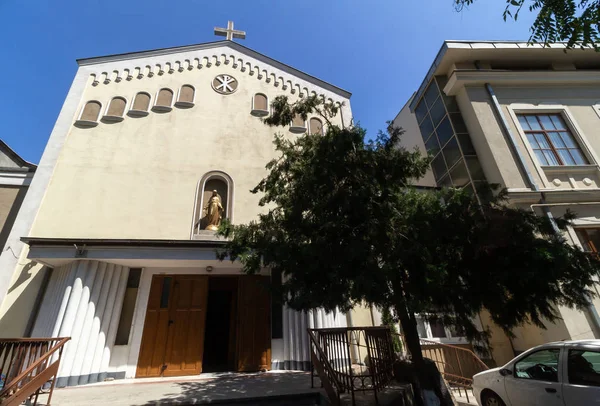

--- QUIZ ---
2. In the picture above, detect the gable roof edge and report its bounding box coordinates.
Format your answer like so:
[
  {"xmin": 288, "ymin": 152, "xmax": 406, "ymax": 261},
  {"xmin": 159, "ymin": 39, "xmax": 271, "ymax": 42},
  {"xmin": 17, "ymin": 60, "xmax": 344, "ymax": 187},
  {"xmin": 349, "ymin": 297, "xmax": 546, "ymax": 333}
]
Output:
[{"xmin": 77, "ymin": 40, "xmax": 351, "ymax": 99}]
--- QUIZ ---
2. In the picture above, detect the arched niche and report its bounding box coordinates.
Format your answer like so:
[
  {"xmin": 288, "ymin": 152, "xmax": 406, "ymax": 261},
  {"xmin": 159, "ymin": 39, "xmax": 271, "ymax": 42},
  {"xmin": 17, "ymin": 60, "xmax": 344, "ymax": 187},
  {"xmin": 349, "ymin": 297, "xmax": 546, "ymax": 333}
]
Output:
[{"xmin": 192, "ymin": 171, "xmax": 234, "ymax": 235}]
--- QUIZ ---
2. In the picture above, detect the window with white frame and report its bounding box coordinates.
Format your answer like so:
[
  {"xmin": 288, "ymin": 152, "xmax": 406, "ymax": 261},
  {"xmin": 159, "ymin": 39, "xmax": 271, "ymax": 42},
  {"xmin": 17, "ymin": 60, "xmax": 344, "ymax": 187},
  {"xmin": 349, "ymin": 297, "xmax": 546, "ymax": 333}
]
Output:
[
  {"xmin": 416, "ymin": 315, "xmax": 463, "ymax": 341},
  {"xmin": 517, "ymin": 113, "xmax": 588, "ymax": 166}
]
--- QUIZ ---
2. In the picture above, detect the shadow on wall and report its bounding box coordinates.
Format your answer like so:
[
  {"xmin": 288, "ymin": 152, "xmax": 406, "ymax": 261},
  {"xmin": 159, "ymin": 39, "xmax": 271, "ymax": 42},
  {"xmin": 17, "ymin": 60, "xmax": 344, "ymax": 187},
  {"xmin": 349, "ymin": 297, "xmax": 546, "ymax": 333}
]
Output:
[
  {"xmin": 132, "ymin": 373, "xmax": 318, "ymax": 406},
  {"xmin": 0, "ymin": 263, "xmax": 48, "ymax": 337}
]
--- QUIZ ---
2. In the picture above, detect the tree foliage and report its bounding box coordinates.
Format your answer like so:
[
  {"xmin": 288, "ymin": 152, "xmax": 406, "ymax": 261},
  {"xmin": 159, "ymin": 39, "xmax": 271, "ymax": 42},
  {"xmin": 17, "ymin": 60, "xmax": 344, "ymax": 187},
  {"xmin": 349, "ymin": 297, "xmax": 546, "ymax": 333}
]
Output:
[
  {"xmin": 217, "ymin": 95, "xmax": 600, "ymax": 378},
  {"xmin": 455, "ymin": 0, "xmax": 600, "ymax": 49}
]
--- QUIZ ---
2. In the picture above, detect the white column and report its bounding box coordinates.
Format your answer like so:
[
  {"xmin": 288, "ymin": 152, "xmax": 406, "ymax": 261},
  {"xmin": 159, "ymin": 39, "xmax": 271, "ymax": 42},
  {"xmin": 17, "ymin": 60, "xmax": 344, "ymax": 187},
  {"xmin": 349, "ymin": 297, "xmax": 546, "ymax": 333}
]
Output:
[
  {"xmin": 28, "ymin": 260, "xmax": 130, "ymax": 387},
  {"xmin": 64, "ymin": 261, "xmax": 99, "ymax": 386},
  {"xmin": 30, "ymin": 265, "xmax": 60, "ymax": 337},
  {"xmin": 88, "ymin": 264, "xmax": 118, "ymax": 384},
  {"xmin": 56, "ymin": 261, "xmax": 90, "ymax": 386},
  {"xmin": 99, "ymin": 266, "xmax": 129, "ymax": 382},
  {"xmin": 69, "ymin": 263, "xmax": 106, "ymax": 383},
  {"xmin": 78, "ymin": 263, "xmax": 111, "ymax": 385},
  {"xmin": 282, "ymin": 304, "xmax": 289, "ymax": 371}
]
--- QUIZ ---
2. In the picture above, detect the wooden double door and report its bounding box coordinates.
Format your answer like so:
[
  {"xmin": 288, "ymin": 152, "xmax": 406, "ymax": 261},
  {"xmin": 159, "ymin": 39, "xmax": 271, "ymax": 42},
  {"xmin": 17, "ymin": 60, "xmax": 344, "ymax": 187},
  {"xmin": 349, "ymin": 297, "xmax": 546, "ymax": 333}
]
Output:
[{"xmin": 136, "ymin": 275, "xmax": 271, "ymax": 378}]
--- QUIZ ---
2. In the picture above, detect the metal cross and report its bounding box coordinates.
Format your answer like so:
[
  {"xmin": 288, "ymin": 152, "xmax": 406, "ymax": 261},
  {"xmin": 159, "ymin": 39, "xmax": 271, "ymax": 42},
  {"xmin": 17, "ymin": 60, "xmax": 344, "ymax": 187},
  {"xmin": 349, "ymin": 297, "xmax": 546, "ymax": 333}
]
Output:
[{"xmin": 214, "ymin": 21, "xmax": 246, "ymax": 41}]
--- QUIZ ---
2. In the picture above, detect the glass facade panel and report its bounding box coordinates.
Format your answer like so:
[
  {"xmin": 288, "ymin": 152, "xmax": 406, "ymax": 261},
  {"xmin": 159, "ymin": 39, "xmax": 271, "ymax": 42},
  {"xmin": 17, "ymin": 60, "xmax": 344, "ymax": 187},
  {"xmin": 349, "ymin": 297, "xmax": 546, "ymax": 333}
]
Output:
[
  {"xmin": 413, "ymin": 76, "xmax": 487, "ymax": 195},
  {"xmin": 450, "ymin": 113, "xmax": 468, "ymax": 133},
  {"xmin": 424, "ymin": 81, "xmax": 440, "ymax": 108},
  {"xmin": 430, "ymin": 99, "xmax": 446, "ymax": 127},
  {"xmin": 439, "ymin": 175, "xmax": 453, "ymax": 187},
  {"xmin": 436, "ymin": 116, "xmax": 454, "ymax": 146},
  {"xmin": 425, "ymin": 134, "xmax": 441, "ymax": 156},
  {"xmin": 466, "ymin": 157, "xmax": 485, "ymax": 180},
  {"xmin": 431, "ymin": 154, "xmax": 447, "ymax": 179},
  {"xmin": 419, "ymin": 115, "xmax": 435, "ymax": 142},
  {"xmin": 442, "ymin": 137, "xmax": 461, "ymax": 169},
  {"xmin": 415, "ymin": 101, "xmax": 428, "ymax": 124},
  {"xmin": 449, "ymin": 160, "xmax": 470, "ymax": 187},
  {"xmin": 457, "ymin": 133, "xmax": 476, "ymax": 155}
]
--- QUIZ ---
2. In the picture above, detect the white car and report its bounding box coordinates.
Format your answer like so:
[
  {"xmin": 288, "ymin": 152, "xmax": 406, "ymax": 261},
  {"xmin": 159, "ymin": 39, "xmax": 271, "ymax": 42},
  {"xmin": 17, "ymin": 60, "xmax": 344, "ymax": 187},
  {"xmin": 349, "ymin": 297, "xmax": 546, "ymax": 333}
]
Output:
[{"xmin": 473, "ymin": 340, "xmax": 600, "ymax": 406}]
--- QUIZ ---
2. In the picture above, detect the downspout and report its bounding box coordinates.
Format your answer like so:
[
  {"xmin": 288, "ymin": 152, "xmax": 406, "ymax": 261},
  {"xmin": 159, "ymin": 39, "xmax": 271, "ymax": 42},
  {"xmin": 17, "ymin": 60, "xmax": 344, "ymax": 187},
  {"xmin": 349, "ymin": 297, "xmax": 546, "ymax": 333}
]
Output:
[{"xmin": 478, "ymin": 61, "xmax": 600, "ymax": 338}]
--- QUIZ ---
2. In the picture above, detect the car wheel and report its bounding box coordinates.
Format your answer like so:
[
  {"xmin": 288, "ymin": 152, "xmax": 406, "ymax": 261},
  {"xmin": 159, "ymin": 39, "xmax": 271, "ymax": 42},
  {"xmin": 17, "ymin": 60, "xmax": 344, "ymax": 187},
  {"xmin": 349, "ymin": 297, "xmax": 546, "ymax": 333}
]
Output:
[{"xmin": 481, "ymin": 391, "xmax": 506, "ymax": 406}]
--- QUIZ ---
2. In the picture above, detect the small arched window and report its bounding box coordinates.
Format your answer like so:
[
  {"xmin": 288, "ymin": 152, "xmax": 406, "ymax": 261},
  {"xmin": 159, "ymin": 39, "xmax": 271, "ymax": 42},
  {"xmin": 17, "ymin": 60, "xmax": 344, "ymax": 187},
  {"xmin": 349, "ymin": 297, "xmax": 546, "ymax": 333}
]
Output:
[
  {"xmin": 75, "ymin": 101, "xmax": 102, "ymax": 127},
  {"xmin": 251, "ymin": 93, "xmax": 269, "ymax": 117},
  {"xmin": 309, "ymin": 118, "xmax": 324, "ymax": 135},
  {"xmin": 175, "ymin": 85, "xmax": 195, "ymax": 108},
  {"xmin": 289, "ymin": 114, "xmax": 307, "ymax": 134},
  {"xmin": 103, "ymin": 97, "xmax": 127, "ymax": 122},
  {"xmin": 153, "ymin": 88, "xmax": 174, "ymax": 112},
  {"xmin": 129, "ymin": 92, "xmax": 151, "ymax": 117}
]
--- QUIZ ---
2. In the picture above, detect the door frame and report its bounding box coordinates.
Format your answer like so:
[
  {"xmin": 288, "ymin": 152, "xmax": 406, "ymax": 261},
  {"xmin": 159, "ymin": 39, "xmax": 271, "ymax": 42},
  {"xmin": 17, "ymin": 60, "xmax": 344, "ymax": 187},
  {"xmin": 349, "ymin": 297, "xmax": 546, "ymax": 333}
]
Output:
[{"xmin": 127, "ymin": 268, "xmax": 272, "ymax": 379}]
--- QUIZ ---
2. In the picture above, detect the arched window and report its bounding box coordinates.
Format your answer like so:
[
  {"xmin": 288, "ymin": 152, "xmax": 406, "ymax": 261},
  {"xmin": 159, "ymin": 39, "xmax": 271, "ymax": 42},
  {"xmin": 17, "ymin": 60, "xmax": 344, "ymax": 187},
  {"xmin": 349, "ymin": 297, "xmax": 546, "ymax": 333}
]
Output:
[
  {"xmin": 103, "ymin": 97, "xmax": 127, "ymax": 122},
  {"xmin": 129, "ymin": 92, "xmax": 151, "ymax": 117},
  {"xmin": 75, "ymin": 101, "xmax": 102, "ymax": 127},
  {"xmin": 251, "ymin": 93, "xmax": 269, "ymax": 117},
  {"xmin": 153, "ymin": 88, "xmax": 174, "ymax": 112},
  {"xmin": 309, "ymin": 118, "xmax": 323, "ymax": 135},
  {"xmin": 289, "ymin": 114, "xmax": 307, "ymax": 134},
  {"xmin": 175, "ymin": 85, "xmax": 195, "ymax": 108},
  {"xmin": 192, "ymin": 171, "xmax": 234, "ymax": 236}
]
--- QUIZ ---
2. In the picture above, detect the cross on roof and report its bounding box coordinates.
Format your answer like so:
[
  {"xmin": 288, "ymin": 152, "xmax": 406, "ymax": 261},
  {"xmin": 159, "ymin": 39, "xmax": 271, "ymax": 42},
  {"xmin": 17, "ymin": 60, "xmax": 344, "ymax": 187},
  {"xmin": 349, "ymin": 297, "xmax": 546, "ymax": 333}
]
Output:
[{"xmin": 214, "ymin": 21, "xmax": 246, "ymax": 41}]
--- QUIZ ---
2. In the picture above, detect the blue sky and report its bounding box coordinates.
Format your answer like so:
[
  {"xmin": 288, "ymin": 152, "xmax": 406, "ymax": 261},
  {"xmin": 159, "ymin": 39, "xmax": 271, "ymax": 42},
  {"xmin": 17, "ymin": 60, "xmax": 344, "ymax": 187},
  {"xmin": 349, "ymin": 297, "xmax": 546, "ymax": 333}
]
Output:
[{"xmin": 0, "ymin": 0, "xmax": 537, "ymax": 163}]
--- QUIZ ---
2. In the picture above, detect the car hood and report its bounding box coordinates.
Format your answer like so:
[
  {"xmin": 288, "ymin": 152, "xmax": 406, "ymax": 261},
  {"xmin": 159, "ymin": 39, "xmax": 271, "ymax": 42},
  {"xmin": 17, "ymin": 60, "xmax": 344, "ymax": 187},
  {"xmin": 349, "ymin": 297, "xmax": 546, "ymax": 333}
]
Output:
[{"xmin": 474, "ymin": 367, "xmax": 501, "ymax": 380}]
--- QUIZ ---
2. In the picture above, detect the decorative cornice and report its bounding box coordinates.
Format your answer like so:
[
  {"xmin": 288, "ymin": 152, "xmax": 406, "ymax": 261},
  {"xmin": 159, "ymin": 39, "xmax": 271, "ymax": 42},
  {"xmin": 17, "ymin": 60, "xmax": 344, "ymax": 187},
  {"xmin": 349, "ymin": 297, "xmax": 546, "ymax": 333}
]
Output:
[
  {"xmin": 444, "ymin": 70, "xmax": 600, "ymax": 96},
  {"xmin": 80, "ymin": 41, "xmax": 351, "ymax": 100}
]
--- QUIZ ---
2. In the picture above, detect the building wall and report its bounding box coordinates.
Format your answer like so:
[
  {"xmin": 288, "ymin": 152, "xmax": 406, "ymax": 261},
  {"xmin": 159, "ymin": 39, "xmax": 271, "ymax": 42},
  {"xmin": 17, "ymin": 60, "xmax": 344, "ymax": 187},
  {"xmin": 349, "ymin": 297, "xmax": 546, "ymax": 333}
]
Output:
[
  {"xmin": 29, "ymin": 51, "xmax": 349, "ymax": 240},
  {"xmin": 392, "ymin": 100, "xmax": 436, "ymax": 187},
  {"xmin": 454, "ymin": 82, "xmax": 600, "ymax": 353},
  {"xmin": 0, "ymin": 186, "xmax": 28, "ymax": 250}
]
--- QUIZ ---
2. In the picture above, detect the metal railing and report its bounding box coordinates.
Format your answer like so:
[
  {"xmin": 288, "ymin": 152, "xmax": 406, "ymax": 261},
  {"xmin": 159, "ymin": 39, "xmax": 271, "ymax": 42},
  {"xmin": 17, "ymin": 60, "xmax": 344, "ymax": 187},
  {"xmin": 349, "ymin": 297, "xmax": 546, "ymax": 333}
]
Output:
[
  {"xmin": 413, "ymin": 337, "xmax": 489, "ymax": 403},
  {"xmin": 308, "ymin": 327, "xmax": 396, "ymax": 406},
  {"xmin": 0, "ymin": 337, "xmax": 70, "ymax": 406}
]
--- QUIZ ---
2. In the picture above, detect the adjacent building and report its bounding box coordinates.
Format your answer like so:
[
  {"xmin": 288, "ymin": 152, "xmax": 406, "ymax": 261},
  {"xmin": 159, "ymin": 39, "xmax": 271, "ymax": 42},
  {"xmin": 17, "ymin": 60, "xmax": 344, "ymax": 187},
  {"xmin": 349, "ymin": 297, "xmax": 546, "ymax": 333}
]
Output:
[
  {"xmin": 394, "ymin": 40, "xmax": 600, "ymax": 365},
  {"xmin": 0, "ymin": 141, "xmax": 36, "ymax": 252}
]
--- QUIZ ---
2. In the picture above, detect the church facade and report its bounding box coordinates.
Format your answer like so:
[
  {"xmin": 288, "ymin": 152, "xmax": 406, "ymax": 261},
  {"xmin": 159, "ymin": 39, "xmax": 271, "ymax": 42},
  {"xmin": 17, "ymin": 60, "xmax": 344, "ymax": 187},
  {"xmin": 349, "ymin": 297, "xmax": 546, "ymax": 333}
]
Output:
[{"xmin": 0, "ymin": 37, "xmax": 355, "ymax": 386}]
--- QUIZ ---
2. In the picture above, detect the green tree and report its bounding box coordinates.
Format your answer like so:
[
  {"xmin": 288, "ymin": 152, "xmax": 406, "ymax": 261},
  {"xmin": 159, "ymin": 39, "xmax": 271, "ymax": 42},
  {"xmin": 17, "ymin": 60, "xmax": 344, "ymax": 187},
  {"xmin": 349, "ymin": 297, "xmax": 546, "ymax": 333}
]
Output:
[
  {"xmin": 455, "ymin": 0, "xmax": 600, "ymax": 49},
  {"xmin": 218, "ymin": 95, "xmax": 600, "ymax": 403},
  {"xmin": 381, "ymin": 308, "xmax": 403, "ymax": 353}
]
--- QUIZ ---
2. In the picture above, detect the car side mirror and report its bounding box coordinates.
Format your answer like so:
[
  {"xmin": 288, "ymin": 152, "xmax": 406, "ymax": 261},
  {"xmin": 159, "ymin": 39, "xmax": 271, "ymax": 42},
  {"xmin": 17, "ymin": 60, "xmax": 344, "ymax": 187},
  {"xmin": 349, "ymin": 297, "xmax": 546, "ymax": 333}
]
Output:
[{"xmin": 499, "ymin": 368, "xmax": 513, "ymax": 377}]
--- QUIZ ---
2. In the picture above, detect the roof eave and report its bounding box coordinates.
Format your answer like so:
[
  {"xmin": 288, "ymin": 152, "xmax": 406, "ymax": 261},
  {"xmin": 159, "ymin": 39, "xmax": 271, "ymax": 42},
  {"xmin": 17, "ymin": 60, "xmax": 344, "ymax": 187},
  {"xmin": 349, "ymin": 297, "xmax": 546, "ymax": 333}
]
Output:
[{"xmin": 76, "ymin": 40, "xmax": 352, "ymax": 99}]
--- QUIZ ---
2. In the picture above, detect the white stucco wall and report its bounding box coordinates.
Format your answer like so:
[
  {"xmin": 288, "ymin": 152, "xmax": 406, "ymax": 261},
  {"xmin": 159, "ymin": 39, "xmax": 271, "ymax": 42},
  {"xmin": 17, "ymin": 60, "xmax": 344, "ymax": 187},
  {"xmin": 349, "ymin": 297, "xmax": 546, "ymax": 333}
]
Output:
[{"xmin": 30, "ymin": 44, "xmax": 351, "ymax": 240}]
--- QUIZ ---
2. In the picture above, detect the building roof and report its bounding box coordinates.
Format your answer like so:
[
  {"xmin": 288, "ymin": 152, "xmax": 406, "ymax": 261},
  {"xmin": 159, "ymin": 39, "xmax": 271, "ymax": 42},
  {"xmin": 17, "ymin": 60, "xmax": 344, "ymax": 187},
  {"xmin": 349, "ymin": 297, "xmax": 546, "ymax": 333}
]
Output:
[
  {"xmin": 409, "ymin": 40, "xmax": 600, "ymax": 111},
  {"xmin": 76, "ymin": 40, "xmax": 352, "ymax": 99},
  {"xmin": 0, "ymin": 140, "xmax": 36, "ymax": 172}
]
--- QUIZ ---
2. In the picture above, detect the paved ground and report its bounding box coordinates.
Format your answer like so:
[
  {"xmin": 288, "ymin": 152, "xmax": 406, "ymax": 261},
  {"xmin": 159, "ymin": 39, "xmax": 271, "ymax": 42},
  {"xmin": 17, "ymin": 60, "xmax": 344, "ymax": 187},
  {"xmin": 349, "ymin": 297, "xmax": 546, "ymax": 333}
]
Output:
[
  {"xmin": 43, "ymin": 372, "xmax": 323, "ymax": 405},
  {"xmin": 39, "ymin": 371, "xmax": 414, "ymax": 405}
]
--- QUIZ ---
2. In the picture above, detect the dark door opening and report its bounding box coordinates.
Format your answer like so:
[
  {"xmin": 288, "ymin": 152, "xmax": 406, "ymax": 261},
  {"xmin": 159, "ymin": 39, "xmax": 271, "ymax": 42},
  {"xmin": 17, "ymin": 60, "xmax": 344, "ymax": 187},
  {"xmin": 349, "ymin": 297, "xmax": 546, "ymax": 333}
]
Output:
[{"xmin": 202, "ymin": 277, "xmax": 237, "ymax": 372}]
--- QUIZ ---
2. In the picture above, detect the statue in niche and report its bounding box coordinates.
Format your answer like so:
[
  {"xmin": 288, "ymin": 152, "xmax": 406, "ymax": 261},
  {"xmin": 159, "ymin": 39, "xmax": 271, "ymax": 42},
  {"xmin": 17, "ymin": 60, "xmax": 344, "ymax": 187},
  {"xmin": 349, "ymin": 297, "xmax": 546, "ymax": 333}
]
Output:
[{"xmin": 204, "ymin": 190, "xmax": 224, "ymax": 231}]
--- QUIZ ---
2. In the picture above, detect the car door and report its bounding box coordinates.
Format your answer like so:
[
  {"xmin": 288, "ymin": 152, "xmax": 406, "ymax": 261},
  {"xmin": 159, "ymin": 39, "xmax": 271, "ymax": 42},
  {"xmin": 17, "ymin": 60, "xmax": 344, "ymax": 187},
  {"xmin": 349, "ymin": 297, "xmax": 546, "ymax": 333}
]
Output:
[
  {"xmin": 562, "ymin": 346, "xmax": 600, "ymax": 405},
  {"xmin": 503, "ymin": 347, "xmax": 564, "ymax": 406}
]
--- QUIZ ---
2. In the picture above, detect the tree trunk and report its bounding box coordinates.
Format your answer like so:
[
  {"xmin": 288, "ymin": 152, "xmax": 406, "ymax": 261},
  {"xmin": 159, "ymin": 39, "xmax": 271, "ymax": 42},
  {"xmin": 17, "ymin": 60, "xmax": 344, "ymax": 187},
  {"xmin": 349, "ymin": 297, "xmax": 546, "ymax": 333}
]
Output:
[
  {"xmin": 394, "ymin": 297, "xmax": 427, "ymax": 406},
  {"xmin": 393, "ymin": 296, "xmax": 453, "ymax": 406}
]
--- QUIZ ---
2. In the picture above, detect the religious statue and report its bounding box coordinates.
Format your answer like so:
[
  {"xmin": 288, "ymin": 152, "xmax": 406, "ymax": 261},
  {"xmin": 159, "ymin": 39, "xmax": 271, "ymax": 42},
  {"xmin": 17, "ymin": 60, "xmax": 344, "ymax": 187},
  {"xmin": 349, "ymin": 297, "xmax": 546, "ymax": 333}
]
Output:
[{"xmin": 204, "ymin": 190, "xmax": 224, "ymax": 231}]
